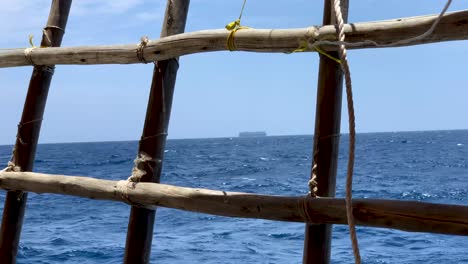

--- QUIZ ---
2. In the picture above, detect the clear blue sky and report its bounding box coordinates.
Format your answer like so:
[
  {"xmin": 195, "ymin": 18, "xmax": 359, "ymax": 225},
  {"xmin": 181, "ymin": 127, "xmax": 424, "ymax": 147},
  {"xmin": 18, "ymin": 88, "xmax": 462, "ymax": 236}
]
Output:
[{"xmin": 1, "ymin": 0, "xmax": 467, "ymax": 144}]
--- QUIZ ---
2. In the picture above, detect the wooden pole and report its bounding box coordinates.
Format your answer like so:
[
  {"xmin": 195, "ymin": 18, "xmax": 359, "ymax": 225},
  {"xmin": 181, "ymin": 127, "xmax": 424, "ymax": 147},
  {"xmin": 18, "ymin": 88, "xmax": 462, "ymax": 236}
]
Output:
[
  {"xmin": 303, "ymin": 1, "xmax": 349, "ymax": 264},
  {"xmin": 0, "ymin": 1, "xmax": 72, "ymax": 262},
  {"xmin": 0, "ymin": 171, "xmax": 467, "ymax": 236},
  {"xmin": 123, "ymin": 1, "xmax": 189, "ymax": 263},
  {"xmin": 1, "ymin": 9, "xmax": 468, "ymax": 68}
]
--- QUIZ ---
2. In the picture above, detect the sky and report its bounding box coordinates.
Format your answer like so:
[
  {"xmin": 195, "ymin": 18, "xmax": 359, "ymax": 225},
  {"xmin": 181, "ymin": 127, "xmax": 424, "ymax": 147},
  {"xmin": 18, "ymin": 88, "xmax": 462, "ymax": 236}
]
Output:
[{"xmin": 0, "ymin": 0, "xmax": 467, "ymax": 144}]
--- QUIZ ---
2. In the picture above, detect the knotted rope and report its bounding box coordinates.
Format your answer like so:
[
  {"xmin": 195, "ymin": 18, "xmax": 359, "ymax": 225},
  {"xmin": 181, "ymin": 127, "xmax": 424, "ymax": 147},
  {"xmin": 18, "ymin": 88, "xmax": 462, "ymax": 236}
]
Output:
[
  {"xmin": 329, "ymin": 1, "xmax": 453, "ymax": 263},
  {"xmin": 116, "ymin": 152, "xmax": 156, "ymax": 207},
  {"xmin": 136, "ymin": 36, "xmax": 150, "ymax": 64},
  {"xmin": 308, "ymin": 163, "xmax": 318, "ymax": 197},
  {"xmin": 225, "ymin": 0, "xmax": 250, "ymax": 51},
  {"xmin": 0, "ymin": 144, "xmax": 24, "ymax": 200},
  {"xmin": 128, "ymin": 152, "xmax": 154, "ymax": 183},
  {"xmin": 16, "ymin": 118, "xmax": 43, "ymax": 145},
  {"xmin": 292, "ymin": 39, "xmax": 341, "ymax": 64},
  {"xmin": 21, "ymin": 28, "xmax": 59, "ymax": 65},
  {"xmin": 0, "ymin": 161, "xmax": 21, "ymax": 173},
  {"xmin": 312, "ymin": 0, "xmax": 452, "ymax": 50},
  {"xmin": 332, "ymin": 0, "xmax": 360, "ymax": 263}
]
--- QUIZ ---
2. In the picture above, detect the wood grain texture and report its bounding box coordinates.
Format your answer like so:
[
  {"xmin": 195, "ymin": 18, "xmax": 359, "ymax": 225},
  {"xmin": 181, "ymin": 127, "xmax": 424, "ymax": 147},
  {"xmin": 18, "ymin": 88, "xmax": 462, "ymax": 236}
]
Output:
[
  {"xmin": 303, "ymin": 1, "xmax": 348, "ymax": 263},
  {"xmin": 1, "ymin": 10, "xmax": 467, "ymax": 68},
  {"xmin": 0, "ymin": 1, "xmax": 72, "ymax": 262},
  {"xmin": 123, "ymin": 1, "xmax": 189, "ymax": 263},
  {"xmin": 0, "ymin": 171, "xmax": 466, "ymax": 236}
]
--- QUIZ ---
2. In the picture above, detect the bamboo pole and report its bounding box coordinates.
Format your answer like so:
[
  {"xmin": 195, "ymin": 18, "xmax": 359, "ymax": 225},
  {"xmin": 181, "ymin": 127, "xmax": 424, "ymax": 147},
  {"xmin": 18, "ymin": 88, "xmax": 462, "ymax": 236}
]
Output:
[
  {"xmin": 0, "ymin": 9, "xmax": 467, "ymax": 68},
  {"xmin": 0, "ymin": 171, "xmax": 466, "ymax": 236},
  {"xmin": 0, "ymin": 1, "xmax": 72, "ymax": 262},
  {"xmin": 303, "ymin": 1, "xmax": 348, "ymax": 263},
  {"xmin": 123, "ymin": 1, "xmax": 189, "ymax": 263}
]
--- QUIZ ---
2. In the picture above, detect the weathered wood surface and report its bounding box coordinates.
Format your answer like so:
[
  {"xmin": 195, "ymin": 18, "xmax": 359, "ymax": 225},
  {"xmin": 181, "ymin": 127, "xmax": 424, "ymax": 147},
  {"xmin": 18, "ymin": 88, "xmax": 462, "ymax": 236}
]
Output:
[
  {"xmin": 123, "ymin": 1, "xmax": 189, "ymax": 263},
  {"xmin": 303, "ymin": 1, "xmax": 348, "ymax": 263},
  {"xmin": 1, "ymin": 10, "xmax": 468, "ymax": 68},
  {"xmin": 0, "ymin": 1, "xmax": 72, "ymax": 262},
  {"xmin": 0, "ymin": 171, "xmax": 466, "ymax": 236}
]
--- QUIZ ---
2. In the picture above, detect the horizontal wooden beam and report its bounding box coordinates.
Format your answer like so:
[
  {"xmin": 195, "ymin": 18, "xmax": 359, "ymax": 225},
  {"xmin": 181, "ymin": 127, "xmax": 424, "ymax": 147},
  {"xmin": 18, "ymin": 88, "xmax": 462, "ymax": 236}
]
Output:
[
  {"xmin": 1, "ymin": 10, "xmax": 468, "ymax": 68},
  {"xmin": 0, "ymin": 171, "xmax": 467, "ymax": 236}
]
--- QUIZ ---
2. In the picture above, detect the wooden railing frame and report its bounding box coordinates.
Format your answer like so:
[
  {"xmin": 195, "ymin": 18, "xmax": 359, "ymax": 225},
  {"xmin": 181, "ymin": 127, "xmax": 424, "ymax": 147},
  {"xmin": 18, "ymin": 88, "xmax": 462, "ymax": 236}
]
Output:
[
  {"xmin": 0, "ymin": 9, "xmax": 467, "ymax": 68},
  {"xmin": 1, "ymin": 2, "xmax": 467, "ymax": 263},
  {"xmin": 123, "ymin": 1, "xmax": 189, "ymax": 263},
  {"xmin": 303, "ymin": 1, "xmax": 348, "ymax": 263},
  {"xmin": 0, "ymin": 1, "xmax": 72, "ymax": 263},
  {"xmin": 0, "ymin": 171, "xmax": 467, "ymax": 236}
]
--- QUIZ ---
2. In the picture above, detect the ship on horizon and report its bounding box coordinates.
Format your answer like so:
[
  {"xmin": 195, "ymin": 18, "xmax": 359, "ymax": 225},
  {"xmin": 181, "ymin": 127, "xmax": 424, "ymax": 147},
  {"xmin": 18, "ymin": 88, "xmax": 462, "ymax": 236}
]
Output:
[{"xmin": 238, "ymin": 131, "xmax": 267, "ymax": 137}]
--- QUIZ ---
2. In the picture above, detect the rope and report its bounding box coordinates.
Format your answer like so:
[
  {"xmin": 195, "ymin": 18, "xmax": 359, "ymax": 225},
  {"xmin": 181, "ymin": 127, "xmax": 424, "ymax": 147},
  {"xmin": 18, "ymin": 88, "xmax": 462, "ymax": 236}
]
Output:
[
  {"xmin": 1, "ymin": 26, "xmax": 63, "ymax": 57},
  {"xmin": 237, "ymin": 0, "xmax": 247, "ymax": 20},
  {"xmin": 16, "ymin": 118, "xmax": 43, "ymax": 145},
  {"xmin": 301, "ymin": 195, "xmax": 314, "ymax": 222},
  {"xmin": 308, "ymin": 144, "xmax": 319, "ymax": 197},
  {"xmin": 136, "ymin": 36, "xmax": 150, "ymax": 64},
  {"xmin": 292, "ymin": 40, "xmax": 341, "ymax": 64},
  {"xmin": 140, "ymin": 132, "xmax": 168, "ymax": 142},
  {"xmin": 0, "ymin": 161, "xmax": 21, "ymax": 173},
  {"xmin": 115, "ymin": 152, "xmax": 157, "ymax": 207},
  {"xmin": 44, "ymin": 25, "xmax": 65, "ymax": 33},
  {"xmin": 332, "ymin": 0, "xmax": 360, "ymax": 263},
  {"xmin": 225, "ymin": 0, "xmax": 250, "ymax": 51},
  {"xmin": 16, "ymin": 34, "xmax": 49, "ymax": 65},
  {"xmin": 116, "ymin": 180, "xmax": 133, "ymax": 204},
  {"xmin": 2, "ymin": 30, "xmax": 65, "ymax": 65},
  {"xmin": 312, "ymin": 0, "xmax": 452, "ymax": 49},
  {"xmin": 307, "ymin": 132, "xmax": 341, "ymax": 197},
  {"xmin": 326, "ymin": 1, "xmax": 452, "ymax": 263},
  {"xmin": 115, "ymin": 152, "xmax": 154, "ymax": 203},
  {"xmin": 24, "ymin": 48, "xmax": 36, "ymax": 65},
  {"xmin": 1, "ymin": 140, "xmax": 21, "ymax": 173},
  {"xmin": 308, "ymin": 163, "xmax": 318, "ymax": 197},
  {"xmin": 128, "ymin": 152, "xmax": 154, "ymax": 183},
  {"xmin": 0, "ymin": 118, "xmax": 45, "ymax": 174},
  {"xmin": 1, "ymin": 153, "xmax": 23, "ymax": 203}
]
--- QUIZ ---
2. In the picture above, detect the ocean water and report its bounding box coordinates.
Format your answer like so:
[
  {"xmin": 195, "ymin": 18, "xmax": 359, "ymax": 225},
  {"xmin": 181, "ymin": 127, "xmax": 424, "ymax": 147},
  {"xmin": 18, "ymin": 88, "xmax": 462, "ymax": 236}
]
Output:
[{"xmin": 0, "ymin": 130, "xmax": 467, "ymax": 263}]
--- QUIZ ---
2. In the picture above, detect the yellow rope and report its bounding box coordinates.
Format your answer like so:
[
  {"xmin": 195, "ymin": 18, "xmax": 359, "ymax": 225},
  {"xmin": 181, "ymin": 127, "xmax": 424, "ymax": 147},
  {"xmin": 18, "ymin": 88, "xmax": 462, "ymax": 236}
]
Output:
[
  {"xmin": 28, "ymin": 34, "xmax": 37, "ymax": 48},
  {"xmin": 292, "ymin": 40, "xmax": 341, "ymax": 64},
  {"xmin": 0, "ymin": 34, "xmax": 43, "ymax": 50},
  {"xmin": 313, "ymin": 46, "xmax": 341, "ymax": 64},
  {"xmin": 0, "ymin": 34, "xmax": 50, "ymax": 65},
  {"xmin": 225, "ymin": 0, "xmax": 340, "ymax": 60},
  {"xmin": 225, "ymin": 0, "xmax": 250, "ymax": 51}
]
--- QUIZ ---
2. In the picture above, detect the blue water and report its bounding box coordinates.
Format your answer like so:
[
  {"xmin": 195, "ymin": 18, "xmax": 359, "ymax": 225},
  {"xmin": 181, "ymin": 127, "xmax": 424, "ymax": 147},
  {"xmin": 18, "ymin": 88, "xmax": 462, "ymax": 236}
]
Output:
[{"xmin": 0, "ymin": 130, "xmax": 467, "ymax": 263}]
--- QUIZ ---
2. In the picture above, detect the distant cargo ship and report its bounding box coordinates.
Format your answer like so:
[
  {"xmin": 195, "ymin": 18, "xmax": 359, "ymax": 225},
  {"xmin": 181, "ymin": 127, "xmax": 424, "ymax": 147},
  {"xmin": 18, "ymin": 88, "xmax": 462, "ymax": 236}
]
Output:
[{"xmin": 238, "ymin": 131, "xmax": 267, "ymax": 137}]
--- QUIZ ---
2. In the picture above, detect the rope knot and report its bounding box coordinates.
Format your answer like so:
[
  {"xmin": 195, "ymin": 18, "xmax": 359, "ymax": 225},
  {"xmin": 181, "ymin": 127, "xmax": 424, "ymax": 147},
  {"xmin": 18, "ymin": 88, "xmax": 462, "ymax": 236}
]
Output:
[
  {"xmin": 24, "ymin": 34, "xmax": 50, "ymax": 65},
  {"xmin": 225, "ymin": 19, "xmax": 240, "ymax": 31},
  {"xmin": 1, "ymin": 161, "xmax": 21, "ymax": 173},
  {"xmin": 225, "ymin": 0, "xmax": 250, "ymax": 51},
  {"xmin": 308, "ymin": 164, "xmax": 318, "ymax": 197},
  {"xmin": 136, "ymin": 36, "xmax": 150, "ymax": 64},
  {"xmin": 290, "ymin": 38, "xmax": 341, "ymax": 64},
  {"xmin": 225, "ymin": 20, "xmax": 250, "ymax": 51},
  {"xmin": 115, "ymin": 152, "xmax": 156, "ymax": 209},
  {"xmin": 127, "ymin": 152, "xmax": 154, "ymax": 183}
]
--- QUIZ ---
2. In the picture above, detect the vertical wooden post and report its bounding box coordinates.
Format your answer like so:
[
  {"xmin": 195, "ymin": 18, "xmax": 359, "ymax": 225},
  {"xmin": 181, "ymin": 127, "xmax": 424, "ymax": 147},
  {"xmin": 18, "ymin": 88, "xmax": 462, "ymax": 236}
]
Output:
[
  {"xmin": 302, "ymin": 1, "xmax": 349, "ymax": 264},
  {"xmin": 0, "ymin": 1, "xmax": 72, "ymax": 263},
  {"xmin": 123, "ymin": 1, "xmax": 189, "ymax": 263}
]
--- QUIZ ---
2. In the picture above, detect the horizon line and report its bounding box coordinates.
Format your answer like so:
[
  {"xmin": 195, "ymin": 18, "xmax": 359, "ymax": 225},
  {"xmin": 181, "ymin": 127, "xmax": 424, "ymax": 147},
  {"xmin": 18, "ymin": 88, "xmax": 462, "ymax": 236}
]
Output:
[{"xmin": 0, "ymin": 128, "xmax": 467, "ymax": 147}]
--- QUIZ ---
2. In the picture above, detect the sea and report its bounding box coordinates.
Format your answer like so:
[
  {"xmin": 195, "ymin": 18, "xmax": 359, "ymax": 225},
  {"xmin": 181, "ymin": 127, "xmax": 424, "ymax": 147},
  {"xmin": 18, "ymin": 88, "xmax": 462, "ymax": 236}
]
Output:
[{"xmin": 0, "ymin": 130, "xmax": 467, "ymax": 264}]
